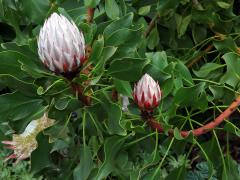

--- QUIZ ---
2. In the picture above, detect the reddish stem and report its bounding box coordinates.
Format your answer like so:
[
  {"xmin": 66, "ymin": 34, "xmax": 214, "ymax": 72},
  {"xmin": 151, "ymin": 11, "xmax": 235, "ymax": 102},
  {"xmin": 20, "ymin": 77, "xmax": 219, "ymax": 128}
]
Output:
[
  {"xmin": 112, "ymin": 89, "xmax": 118, "ymax": 102},
  {"xmin": 87, "ymin": 8, "xmax": 95, "ymax": 23},
  {"xmin": 146, "ymin": 96, "xmax": 240, "ymax": 137},
  {"xmin": 187, "ymin": 44, "xmax": 214, "ymax": 68},
  {"xmin": 65, "ymin": 65, "xmax": 92, "ymax": 106},
  {"xmin": 71, "ymin": 82, "xmax": 91, "ymax": 106},
  {"xmin": 144, "ymin": 15, "xmax": 159, "ymax": 38}
]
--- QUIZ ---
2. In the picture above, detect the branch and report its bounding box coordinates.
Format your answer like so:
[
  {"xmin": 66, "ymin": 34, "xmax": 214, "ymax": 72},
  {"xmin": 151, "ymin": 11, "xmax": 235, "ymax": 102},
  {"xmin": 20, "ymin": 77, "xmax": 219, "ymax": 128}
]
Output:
[
  {"xmin": 87, "ymin": 8, "xmax": 95, "ymax": 23},
  {"xmin": 145, "ymin": 96, "xmax": 240, "ymax": 137},
  {"xmin": 144, "ymin": 15, "xmax": 159, "ymax": 38},
  {"xmin": 187, "ymin": 27, "xmax": 226, "ymax": 68},
  {"xmin": 187, "ymin": 44, "xmax": 213, "ymax": 68}
]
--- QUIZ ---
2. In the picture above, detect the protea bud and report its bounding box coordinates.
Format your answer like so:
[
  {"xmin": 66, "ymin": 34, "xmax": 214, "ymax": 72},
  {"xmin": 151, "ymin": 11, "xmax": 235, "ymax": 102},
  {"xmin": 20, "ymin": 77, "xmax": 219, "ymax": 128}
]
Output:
[
  {"xmin": 38, "ymin": 13, "xmax": 85, "ymax": 74},
  {"xmin": 133, "ymin": 74, "xmax": 161, "ymax": 110}
]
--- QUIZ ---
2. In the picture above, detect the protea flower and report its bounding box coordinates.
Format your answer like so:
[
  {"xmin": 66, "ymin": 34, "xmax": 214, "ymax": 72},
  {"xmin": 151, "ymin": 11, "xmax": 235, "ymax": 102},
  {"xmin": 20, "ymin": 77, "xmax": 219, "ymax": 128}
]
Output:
[
  {"xmin": 133, "ymin": 74, "xmax": 161, "ymax": 110},
  {"xmin": 38, "ymin": 13, "xmax": 86, "ymax": 74},
  {"xmin": 2, "ymin": 113, "xmax": 55, "ymax": 164}
]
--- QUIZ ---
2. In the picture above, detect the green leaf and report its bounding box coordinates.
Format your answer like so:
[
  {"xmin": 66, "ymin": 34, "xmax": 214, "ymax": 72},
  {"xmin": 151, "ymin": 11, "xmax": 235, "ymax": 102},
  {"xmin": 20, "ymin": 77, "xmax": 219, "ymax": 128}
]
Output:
[
  {"xmin": 0, "ymin": 0, "xmax": 4, "ymax": 17},
  {"xmin": 1, "ymin": 42, "xmax": 38, "ymax": 58},
  {"xmin": 100, "ymin": 93, "xmax": 126, "ymax": 136},
  {"xmin": 2, "ymin": 8, "xmax": 29, "ymax": 44},
  {"xmin": 174, "ymin": 83, "xmax": 207, "ymax": 110},
  {"xmin": 79, "ymin": 23, "xmax": 95, "ymax": 45},
  {"xmin": 105, "ymin": 0, "xmax": 120, "ymax": 20},
  {"xmin": 0, "ymin": 51, "xmax": 29, "ymax": 78},
  {"xmin": 37, "ymin": 79, "xmax": 69, "ymax": 96},
  {"xmin": 96, "ymin": 136, "xmax": 126, "ymax": 180},
  {"xmin": 84, "ymin": 0, "xmax": 100, "ymax": 8},
  {"xmin": 105, "ymin": 26, "xmax": 143, "ymax": 46},
  {"xmin": 158, "ymin": 0, "xmax": 179, "ymax": 15},
  {"xmin": 166, "ymin": 165, "xmax": 186, "ymax": 180},
  {"xmin": 21, "ymin": 0, "xmax": 50, "ymax": 23},
  {"xmin": 201, "ymin": 137, "xmax": 222, "ymax": 173},
  {"xmin": 0, "ymin": 75, "xmax": 37, "ymax": 96},
  {"xmin": 51, "ymin": 140, "xmax": 69, "ymax": 153},
  {"xmin": 149, "ymin": 51, "xmax": 168, "ymax": 70},
  {"xmin": 224, "ymin": 123, "xmax": 240, "ymax": 137},
  {"xmin": 145, "ymin": 51, "xmax": 169, "ymax": 80},
  {"xmin": 108, "ymin": 57, "xmax": 149, "ymax": 81},
  {"xmin": 173, "ymin": 128, "xmax": 184, "ymax": 140},
  {"xmin": 0, "ymin": 50, "xmax": 46, "ymax": 79},
  {"xmin": 147, "ymin": 27, "xmax": 159, "ymax": 50},
  {"xmin": 118, "ymin": 0, "xmax": 127, "ymax": 16},
  {"xmin": 193, "ymin": 63, "xmax": 224, "ymax": 78},
  {"xmin": 44, "ymin": 124, "xmax": 69, "ymax": 142},
  {"xmin": 176, "ymin": 14, "xmax": 192, "ymax": 38},
  {"xmin": 213, "ymin": 37, "xmax": 237, "ymax": 52},
  {"xmin": 55, "ymin": 96, "xmax": 74, "ymax": 111},
  {"xmin": 92, "ymin": 46, "xmax": 117, "ymax": 75},
  {"xmin": 89, "ymin": 36, "xmax": 104, "ymax": 64},
  {"xmin": 175, "ymin": 60, "xmax": 194, "ymax": 86},
  {"xmin": 208, "ymin": 85, "xmax": 224, "ymax": 100},
  {"xmin": 162, "ymin": 78, "xmax": 174, "ymax": 98},
  {"xmin": 105, "ymin": 28, "xmax": 131, "ymax": 46},
  {"xmin": 113, "ymin": 79, "xmax": 132, "ymax": 97},
  {"xmin": 106, "ymin": 103, "xmax": 126, "ymax": 135},
  {"xmin": 192, "ymin": 25, "xmax": 207, "ymax": 44},
  {"xmin": 217, "ymin": 2, "xmax": 231, "ymax": 9},
  {"xmin": 221, "ymin": 52, "xmax": 240, "ymax": 87},
  {"xmin": 73, "ymin": 146, "xmax": 93, "ymax": 180},
  {"xmin": 138, "ymin": 5, "xmax": 151, "ymax": 16},
  {"xmin": 104, "ymin": 13, "xmax": 133, "ymax": 39},
  {"xmin": 223, "ymin": 155, "xmax": 240, "ymax": 180},
  {"xmin": 0, "ymin": 92, "xmax": 43, "ymax": 122},
  {"xmin": 31, "ymin": 133, "xmax": 53, "ymax": 174}
]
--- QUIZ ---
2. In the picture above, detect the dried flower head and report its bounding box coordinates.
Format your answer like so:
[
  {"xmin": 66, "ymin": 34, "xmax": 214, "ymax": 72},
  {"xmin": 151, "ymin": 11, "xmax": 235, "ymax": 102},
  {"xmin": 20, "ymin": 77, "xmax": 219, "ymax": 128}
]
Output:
[{"xmin": 2, "ymin": 113, "xmax": 55, "ymax": 164}]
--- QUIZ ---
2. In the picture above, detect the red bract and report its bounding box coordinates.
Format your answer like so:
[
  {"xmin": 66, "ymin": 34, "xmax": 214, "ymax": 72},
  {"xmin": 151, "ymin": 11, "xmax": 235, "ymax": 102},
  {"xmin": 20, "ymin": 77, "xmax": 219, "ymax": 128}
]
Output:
[
  {"xmin": 133, "ymin": 74, "xmax": 161, "ymax": 110},
  {"xmin": 38, "ymin": 13, "xmax": 85, "ymax": 74}
]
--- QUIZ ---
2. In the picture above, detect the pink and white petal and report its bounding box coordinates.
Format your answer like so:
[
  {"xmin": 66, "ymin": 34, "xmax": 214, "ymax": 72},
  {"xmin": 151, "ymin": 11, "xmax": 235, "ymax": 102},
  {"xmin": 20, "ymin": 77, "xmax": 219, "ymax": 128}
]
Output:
[
  {"xmin": 5, "ymin": 145, "xmax": 16, "ymax": 150},
  {"xmin": 2, "ymin": 141, "xmax": 14, "ymax": 145},
  {"xmin": 4, "ymin": 154, "xmax": 17, "ymax": 162}
]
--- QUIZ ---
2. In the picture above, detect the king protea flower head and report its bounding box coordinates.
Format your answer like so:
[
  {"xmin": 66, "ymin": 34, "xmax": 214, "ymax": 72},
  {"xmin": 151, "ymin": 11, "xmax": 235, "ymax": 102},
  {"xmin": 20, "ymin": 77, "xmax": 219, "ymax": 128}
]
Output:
[
  {"xmin": 38, "ymin": 13, "xmax": 85, "ymax": 74},
  {"xmin": 2, "ymin": 113, "xmax": 55, "ymax": 164},
  {"xmin": 133, "ymin": 74, "xmax": 161, "ymax": 110}
]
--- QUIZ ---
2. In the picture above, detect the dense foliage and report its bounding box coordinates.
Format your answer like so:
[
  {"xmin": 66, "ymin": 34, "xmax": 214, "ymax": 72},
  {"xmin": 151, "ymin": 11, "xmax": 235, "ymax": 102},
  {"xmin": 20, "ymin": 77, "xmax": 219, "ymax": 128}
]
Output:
[
  {"xmin": 0, "ymin": 151, "xmax": 41, "ymax": 180},
  {"xmin": 0, "ymin": 0, "xmax": 240, "ymax": 179}
]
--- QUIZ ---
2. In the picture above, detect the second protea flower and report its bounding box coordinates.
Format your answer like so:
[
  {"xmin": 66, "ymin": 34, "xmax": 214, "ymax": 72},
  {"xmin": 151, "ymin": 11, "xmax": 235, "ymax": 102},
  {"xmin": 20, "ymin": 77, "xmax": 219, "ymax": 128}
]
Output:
[
  {"xmin": 38, "ymin": 13, "xmax": 85, "ymax": 74},
  {"xmin": 133, "ymin": 74, "xmax": 161, "ymax": 110}
]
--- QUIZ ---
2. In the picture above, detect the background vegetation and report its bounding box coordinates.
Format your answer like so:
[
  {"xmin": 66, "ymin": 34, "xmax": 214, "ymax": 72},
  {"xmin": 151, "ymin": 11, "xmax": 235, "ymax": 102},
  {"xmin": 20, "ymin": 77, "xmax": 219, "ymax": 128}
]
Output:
[{"xmin": 0, "ymin": 0, "xmax": 240, "ymax": 179}]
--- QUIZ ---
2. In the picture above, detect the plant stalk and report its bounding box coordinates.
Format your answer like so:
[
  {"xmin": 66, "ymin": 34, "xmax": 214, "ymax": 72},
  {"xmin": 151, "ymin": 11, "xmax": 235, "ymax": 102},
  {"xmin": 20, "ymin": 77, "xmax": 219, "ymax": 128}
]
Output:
[{"xmin": 144, "ymin": 96, "xmax": 240, "ymax": 137}]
